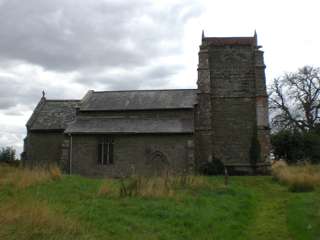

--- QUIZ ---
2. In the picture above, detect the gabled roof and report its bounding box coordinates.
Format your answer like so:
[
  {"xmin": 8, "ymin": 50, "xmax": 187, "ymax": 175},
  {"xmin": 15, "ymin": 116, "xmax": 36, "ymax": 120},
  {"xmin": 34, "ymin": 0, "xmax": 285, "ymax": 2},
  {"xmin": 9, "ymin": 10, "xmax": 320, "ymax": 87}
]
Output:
[
  {"xmin": 27, "ymin": 98, "xmax": 80, "ymax": 131},
  {"xmin": 65, "ymin": 117, "xmax": 193, "ymax": 134},
  {"xmin": 79, "ymin": 89, "xmax": 198, "ymax": 111}
]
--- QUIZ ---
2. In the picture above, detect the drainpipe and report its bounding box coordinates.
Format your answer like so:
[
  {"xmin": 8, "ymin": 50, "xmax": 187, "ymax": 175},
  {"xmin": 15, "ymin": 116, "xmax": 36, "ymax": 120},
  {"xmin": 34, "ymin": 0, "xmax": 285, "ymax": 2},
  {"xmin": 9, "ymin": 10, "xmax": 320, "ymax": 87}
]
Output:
[{"xmin": 69, "ymin": 134, "xmax": 73, "ymax": 175}]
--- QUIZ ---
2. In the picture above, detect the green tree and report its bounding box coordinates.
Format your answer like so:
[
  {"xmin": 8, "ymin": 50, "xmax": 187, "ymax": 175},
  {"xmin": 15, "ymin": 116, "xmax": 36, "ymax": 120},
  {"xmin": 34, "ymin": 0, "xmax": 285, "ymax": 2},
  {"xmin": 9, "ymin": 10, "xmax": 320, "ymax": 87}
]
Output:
[
  {"xmin": 270, "ymin": 130, "xmax": 304, "ymax": 164},
  {"xmin": 270, "ymin": 66, "xmax": 320, "ymax": 164},
  {"xmin": 0, "ymin": 146, "xmax": 17, "ymax": 162}
]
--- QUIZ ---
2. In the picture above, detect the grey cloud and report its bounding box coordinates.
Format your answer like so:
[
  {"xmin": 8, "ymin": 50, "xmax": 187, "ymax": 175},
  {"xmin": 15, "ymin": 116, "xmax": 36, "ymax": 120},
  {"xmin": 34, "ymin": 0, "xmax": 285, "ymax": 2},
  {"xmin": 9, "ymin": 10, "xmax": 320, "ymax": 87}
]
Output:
[
  {"xmin": 0, "ymin": 0, "xmax": 203, "ymax": 72},
  {"xmin": 0, "ymin": 125, "xmax": 25, "ymax": 154},
  {"xmin": 76, "ymin": 63, "xmax": 184, "ymax": 90},
  {"xmin": 0, "ymin": 0, "xmax": 203, "ymax": 118},
  {"xmin": 0, "ymin": 74, "xmax": 75, "ymax": 111},
  {"xmin": 0, "ymin": 0, "xmax": 203, "ymax": 154},
  {"xmin": 0, "ymin": 77, "xmax": 23, "ymax": 109}
]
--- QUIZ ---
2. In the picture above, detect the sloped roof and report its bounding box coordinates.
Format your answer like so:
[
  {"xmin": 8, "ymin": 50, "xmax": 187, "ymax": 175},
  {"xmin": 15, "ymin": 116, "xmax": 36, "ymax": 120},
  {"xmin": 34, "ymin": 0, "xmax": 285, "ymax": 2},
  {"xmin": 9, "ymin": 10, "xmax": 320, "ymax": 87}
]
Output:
[
  {"xmin": 27, "ymin": 99, "xmax": 80, "ymax": 131},
  {"xmin": 65, "ymin": 117, "xmax": 193, "ymax": 134},
  {"xmin": 79, "ymin": 89, "xmax": 197, "ymax": 111}
]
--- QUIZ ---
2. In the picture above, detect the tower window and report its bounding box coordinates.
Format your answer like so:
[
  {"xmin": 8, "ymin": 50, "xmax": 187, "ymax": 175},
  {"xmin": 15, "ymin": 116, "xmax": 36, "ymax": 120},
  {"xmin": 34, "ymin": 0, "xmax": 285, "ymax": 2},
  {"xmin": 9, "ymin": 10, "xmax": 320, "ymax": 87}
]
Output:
[{"xmin": 97, "ymin": 137, "xmax": 114, "ymax": 165}]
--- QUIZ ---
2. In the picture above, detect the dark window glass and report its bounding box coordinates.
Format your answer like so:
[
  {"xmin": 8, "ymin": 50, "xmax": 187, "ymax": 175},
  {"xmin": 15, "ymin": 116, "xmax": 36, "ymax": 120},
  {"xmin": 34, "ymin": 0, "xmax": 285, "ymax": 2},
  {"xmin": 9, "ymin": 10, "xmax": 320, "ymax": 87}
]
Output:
[{"xmin": 97, "ymin": 137, "xmax": 114, "ymax": 165}]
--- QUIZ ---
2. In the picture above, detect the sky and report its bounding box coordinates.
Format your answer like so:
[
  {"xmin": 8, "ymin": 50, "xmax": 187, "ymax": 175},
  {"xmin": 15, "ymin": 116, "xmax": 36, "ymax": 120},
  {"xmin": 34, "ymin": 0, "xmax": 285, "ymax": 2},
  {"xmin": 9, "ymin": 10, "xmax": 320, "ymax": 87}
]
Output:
[{"xmin": 0, "ymin": 0, "xmax": 319, "ymax": 155}]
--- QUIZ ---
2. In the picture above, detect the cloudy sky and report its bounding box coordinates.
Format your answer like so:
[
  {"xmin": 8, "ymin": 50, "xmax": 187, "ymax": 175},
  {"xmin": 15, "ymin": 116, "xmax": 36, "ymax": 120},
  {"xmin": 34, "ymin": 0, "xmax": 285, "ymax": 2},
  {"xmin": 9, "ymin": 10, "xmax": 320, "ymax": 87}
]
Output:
[{"xmin": 0, "ymin": 0, "xmax": 319, "ymax": 155}]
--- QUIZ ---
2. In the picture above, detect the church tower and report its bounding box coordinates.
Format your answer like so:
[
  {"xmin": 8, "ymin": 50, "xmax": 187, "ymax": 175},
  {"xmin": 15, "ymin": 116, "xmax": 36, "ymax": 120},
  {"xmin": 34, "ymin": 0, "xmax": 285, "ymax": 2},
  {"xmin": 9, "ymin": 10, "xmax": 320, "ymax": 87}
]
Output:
[{"xmin": 195, "ymin": 31, "xmax": 270, "ymax": 173}]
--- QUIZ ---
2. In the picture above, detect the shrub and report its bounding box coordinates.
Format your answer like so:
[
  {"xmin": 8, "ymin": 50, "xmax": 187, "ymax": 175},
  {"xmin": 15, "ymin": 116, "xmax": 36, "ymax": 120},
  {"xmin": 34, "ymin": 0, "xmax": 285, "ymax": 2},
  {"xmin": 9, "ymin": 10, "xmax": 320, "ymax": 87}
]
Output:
[
  {"xmin": 199, "ymin": 158, "xmax": 225, "ymax": 175},
  {"xmin": 271, "ymin": 130, "xmax": 320, "ymax": 164},
  {"xmin": 303, "ymin": 131, "xmax": 320, "ymax": 164},
  {"xmin": 271, "ymin": 130, "xmax": 305, "ymax": 164}
]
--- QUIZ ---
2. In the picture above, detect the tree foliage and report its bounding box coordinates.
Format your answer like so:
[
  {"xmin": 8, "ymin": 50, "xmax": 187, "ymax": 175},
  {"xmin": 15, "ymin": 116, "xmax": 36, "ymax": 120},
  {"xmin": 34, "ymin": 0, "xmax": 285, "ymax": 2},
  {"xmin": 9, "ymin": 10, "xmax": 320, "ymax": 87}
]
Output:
[
  {"xmin": 271, "ymin": 130, "xmax": 304, "ymax": 163},
  {"xmin": 270, "ymin": 66, "xmax": 320, "ymax": 164},
  {"xmin": 271, "ymin": 130, "xmax": 320, "ymax": 164},
  {"xmin": 0, "ymin": 146, "xmax": 17, "ymax": 162}
]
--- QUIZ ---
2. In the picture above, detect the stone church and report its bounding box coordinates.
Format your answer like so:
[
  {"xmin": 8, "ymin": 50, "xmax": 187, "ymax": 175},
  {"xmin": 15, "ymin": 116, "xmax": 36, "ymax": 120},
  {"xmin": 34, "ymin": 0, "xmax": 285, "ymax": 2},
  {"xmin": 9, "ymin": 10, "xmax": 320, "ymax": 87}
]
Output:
[{"xmin": 22, "ymin": 32, "xmax": 270, "ymax": 176}]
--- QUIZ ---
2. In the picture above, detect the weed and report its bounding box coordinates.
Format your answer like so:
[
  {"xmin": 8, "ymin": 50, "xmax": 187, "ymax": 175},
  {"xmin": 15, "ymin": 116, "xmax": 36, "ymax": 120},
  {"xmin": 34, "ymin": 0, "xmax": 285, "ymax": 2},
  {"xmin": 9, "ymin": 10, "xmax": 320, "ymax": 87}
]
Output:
[
  {"xmin": 98, "ymin": 180, "xmax": 114, "ymax": 196},
  {"xmin": 49, "ymin": 165, "xmax": 62, "ymax": 180},
  {"xmin": 117, "ymin": 174, "xmax": 209, "ymax": 198}
]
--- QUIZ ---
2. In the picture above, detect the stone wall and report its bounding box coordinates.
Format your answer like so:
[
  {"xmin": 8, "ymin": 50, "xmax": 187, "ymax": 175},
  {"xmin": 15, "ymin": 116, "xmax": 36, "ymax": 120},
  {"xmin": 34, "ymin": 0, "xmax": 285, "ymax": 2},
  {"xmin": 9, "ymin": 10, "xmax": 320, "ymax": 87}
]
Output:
[
  {"xmin": 195, "ymin": 44, "xmax": 213, "ymax": 169},
  {"xmin": 24, "ymin": 132, "xmax": 65, "ymax": 168},
  {"xmin": 210, "ymin": 45, "xmax": 257, "ymax": 168},
  {"xmin": 196, "ymin": 38, "xmax": 271, "ymax": 172},
  {"xmin": 255, "ymin": 49, "xmax": 271, "ymax": 163},
  {"xmin": 211, "ymin": 97, "xmax": 256, "ymax": 165},
  {"xmin": 70, "ymin": 134, "xmax": 194, "ymax": 177}
]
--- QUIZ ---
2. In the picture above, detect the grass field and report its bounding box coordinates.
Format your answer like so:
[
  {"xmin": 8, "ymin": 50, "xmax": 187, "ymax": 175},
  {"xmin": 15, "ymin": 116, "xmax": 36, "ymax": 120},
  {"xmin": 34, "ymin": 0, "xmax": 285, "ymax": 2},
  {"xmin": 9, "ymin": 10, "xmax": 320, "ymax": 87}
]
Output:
[{"xmin": 0, "ymin": 166, "xmax": 319, "ymax": 240}]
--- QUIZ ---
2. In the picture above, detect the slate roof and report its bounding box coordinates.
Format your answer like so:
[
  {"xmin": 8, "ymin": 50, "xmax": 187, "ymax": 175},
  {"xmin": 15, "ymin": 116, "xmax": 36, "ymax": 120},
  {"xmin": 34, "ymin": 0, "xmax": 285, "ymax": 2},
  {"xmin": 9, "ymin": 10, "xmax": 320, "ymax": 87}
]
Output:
[
  {"xmin": 204, "ymin": 37, "xmax": 256, "ymax": 46},
  {"xmin": 65, "ymin": 117, "xmax": 193, "ymax": 134},
  {"xmin": 79, "ymin": 89, "xmax": 198, "ymax": 111},
  {"xmin": 27, "ymin": 99, "xmax": 80, "ymax": 131}
]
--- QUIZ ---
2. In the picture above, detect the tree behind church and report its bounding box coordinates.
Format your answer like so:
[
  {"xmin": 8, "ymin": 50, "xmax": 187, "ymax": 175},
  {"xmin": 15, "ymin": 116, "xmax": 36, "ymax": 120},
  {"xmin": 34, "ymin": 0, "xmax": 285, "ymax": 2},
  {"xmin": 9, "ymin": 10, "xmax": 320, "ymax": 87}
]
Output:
[{"xmin": 270, "ymin": 66, "xmax": 320, "ymax": 164}]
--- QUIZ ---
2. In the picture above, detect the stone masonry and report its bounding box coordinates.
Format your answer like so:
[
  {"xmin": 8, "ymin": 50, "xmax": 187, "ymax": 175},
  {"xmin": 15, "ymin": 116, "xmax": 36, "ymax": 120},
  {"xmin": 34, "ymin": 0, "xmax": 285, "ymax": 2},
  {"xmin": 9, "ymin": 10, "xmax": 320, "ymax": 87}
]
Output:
[
  {"xmin": 195, "ymin": 31, "xmax": 270, "ymax": 173},
  {"xmin": 23, "ymin": 32, "xmax": 270, "ymax": 176}
]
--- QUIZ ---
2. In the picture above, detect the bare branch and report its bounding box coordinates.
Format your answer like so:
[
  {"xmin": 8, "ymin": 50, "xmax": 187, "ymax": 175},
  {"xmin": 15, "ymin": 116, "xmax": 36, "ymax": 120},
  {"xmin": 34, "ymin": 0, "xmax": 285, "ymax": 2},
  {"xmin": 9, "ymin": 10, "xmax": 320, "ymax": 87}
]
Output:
[{"xmin": 269, "ymin": 66, "xmax": 320, "ymax": 132}]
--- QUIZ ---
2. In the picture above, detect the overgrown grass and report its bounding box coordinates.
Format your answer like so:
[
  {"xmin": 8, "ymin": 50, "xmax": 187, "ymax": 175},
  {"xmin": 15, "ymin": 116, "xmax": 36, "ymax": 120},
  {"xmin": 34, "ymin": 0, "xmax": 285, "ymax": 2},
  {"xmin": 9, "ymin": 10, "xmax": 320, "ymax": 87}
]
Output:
[
  {"xmin": 110, "ymin": 175, "xmax": 210, "ymax": 198},
  {"xmin": 0, "ymin": 165, "xmax": 86, "ymax": 240},
  {"xmin": 0, "ymin": 164, "xmax": 61, "ymax": 189},
  {"xmin": 0, "ymin": 199, "xmax": 83, "ymax": 240},
  {"xmin": 272, "ymin": 160, "xmax": 320, "ymax": 192},
  {"xmin": 0, "ymin": 165, "xmax": 319, "ymax": 239}
]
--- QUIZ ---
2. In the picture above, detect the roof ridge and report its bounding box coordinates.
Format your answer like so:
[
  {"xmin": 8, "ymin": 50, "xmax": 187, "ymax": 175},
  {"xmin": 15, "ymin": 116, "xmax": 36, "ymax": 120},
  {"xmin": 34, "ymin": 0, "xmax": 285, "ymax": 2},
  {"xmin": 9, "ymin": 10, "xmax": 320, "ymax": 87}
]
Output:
[
  {"xmin": 76, "ymin": 116, "xmax": 183, "ymax": 119},
  {"xmin": 93, "ymin": 89, "xmax": 197, "ymax": 93},
  {"xmin": 45, "ymin": 99, "xmax": 80, "ymax": 102}
]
